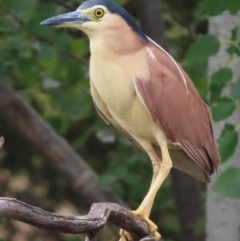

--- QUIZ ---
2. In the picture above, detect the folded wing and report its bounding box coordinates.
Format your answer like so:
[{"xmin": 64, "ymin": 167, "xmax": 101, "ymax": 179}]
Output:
[{"xmin": 134, "ymin": 38, "xmax": 220, "ymax": 181}]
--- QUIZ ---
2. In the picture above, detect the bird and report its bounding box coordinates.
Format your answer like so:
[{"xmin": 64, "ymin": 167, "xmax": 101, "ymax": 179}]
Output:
[{"xmin": 41, "ymin": 0, "xmax": 220, "ymax": 240}]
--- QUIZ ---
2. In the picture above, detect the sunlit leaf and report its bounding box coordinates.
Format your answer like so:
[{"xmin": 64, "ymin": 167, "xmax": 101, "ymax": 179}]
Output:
[
  {"xmin": 213, "ymin": 167, "xmax": 240, "ymax": 198},
  {"xmin": 212, "ymin": 97, "xmax": 236, "ymax": 121},
  {"xmin": 218, "ymin": 124, "xmax": 238, "ymax": 163}
]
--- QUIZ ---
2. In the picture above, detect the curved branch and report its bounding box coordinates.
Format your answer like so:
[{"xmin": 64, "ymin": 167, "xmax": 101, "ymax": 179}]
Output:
[{"xmin": 0, "ymin": 198, "xmax": 158, "ymax": 241}]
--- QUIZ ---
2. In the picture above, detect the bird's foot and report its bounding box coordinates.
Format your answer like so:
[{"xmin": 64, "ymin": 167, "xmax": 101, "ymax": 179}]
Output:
[
  {"xmin": 119, "ymin": 228, "xmax": 133, "ymax": 241},
  {"xmin": 119, "ymin": 210, "xmax": 161, "ymax": 241},
  {"xmin": 132, "ymin": 210, "xmax": 161, "ymax": 240}
]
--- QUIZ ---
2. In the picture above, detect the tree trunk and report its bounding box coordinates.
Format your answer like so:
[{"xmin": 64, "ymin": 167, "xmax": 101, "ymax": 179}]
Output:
[{"xmin": 207, "ymin": 11, "xmax": 240, "ymax": 241}]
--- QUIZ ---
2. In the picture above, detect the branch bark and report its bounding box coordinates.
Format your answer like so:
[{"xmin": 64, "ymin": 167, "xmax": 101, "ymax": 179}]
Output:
[
  {"xmin": 0, "ymin": 82, "xmax": 126, "ymax": 208},
  {"xmin": 0, "ymin": 198, "xmax": 157, "ymax": 241}
]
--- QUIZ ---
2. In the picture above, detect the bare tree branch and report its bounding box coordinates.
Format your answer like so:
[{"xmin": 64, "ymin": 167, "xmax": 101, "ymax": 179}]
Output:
[
  {"xmin": 0, "ymin": 198, "xmax": 158, "ymax": 241},
  {"xmin": 0, "ymin": 82, "xmax": 126, "ymax": 208}
]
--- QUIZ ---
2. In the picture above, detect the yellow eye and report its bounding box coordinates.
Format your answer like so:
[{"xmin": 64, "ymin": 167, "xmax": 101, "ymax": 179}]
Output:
[{"xmin": 94, "ymin": 8, "xmax": 104, "ymax": 18}]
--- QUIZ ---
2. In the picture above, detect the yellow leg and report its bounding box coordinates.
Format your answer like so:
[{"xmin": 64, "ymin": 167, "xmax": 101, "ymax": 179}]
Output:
[
  {"xmin": 119, "ymin": 130, "xmax": 172, "ymax": 241},
  {"xmin": 137, "ymin": 147, "xmax": 161, "ymax": 218}
]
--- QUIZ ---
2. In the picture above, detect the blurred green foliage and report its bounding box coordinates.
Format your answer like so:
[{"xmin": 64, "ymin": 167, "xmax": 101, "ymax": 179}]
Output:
[
  {"xmin": 0, "ymin": 0, "xmax": 240, "ymax": 240},
  {"xmin": 65, "ymin": 237, "xmax": 82, "ymax": 241}
]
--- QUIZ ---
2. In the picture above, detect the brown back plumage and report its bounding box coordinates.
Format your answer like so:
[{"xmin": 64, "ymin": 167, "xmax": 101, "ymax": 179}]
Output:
[{"xmin": 134, "ymin": 41, "xmax": 220, "ymax": 181}]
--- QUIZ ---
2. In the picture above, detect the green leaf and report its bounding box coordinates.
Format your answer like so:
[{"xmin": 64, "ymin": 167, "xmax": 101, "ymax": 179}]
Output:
[
  {"xmin": 186, "ymin": 34, "xmax": 220, "ymax": 61},
  {"xmin": 229, "ymin": 27, "xmax": 239, "ymax": 42},
  {"xmin": 210, "ymin": 83, "xmax": 224, "ymax": 103},
  {"xmin": 38, "ymin": 43, "xmax": 55, "ymax": 61},
  {"xmin": 194, "ymin": 78, "xmax": 209, "ymax": 97},
  {"xmin": 100, "ymin": 174, "xmax": 117, "ymax": 186},
  {"xmin": 231, "ymin": 79, "xmax": 240, "ymax": 99},
  {"xmin": 227, "ymin": 27, "xmax": 240, "ymax": 56},
  {"xmin": 211, "ymin": 68, "xmax": 233, "ymax": 85},
  {"xmin": 212, "ymin": 97, "xmax": 236, "ymax": 121},
  {"xmin": 218, "ymin": 124, "xmax": 238, "ymax": 163},
  {"xmin": 204, "ymin": 0, "xmax": 240, "ymax": 18},
  {"xmin": 228, "ymin": 0, "xmax": 240, "ymax": 14},
  {"xmin": 71, "ymin": 39, "xmax": 89, "ymax": 56},
  {"xmin": 204, "ymin": 0, "xmax": 228, "ymax": 16},
  {"xmin": 54, "ymin": 32, "xmax": 73, "ymax": 50},
  {"xmin": 194, "ymin": 217, "xmax": 206, "ymax": 235},
  {"xmin": 65, "ymin": 237, "xmax": 82, "ymax": 241},
  {"xmin": 186, "ymin": 59, "xmax": 208, "ymax": 97},
  {"xmin": 0, "ymin": 18, "xmax": 16, "ymax": 32},
  {"xmin": 9, "ymin": 0, "xmax": 37, "ymax": 16},
  {"xmin": 213, "ymin": 167, "xmax": 240, "ymax": 198}
]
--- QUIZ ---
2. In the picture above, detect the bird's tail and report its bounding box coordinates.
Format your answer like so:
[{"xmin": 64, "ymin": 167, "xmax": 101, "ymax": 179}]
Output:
[{"xmin": 153, "ymin": 145, "xmax": 210, "ymax": 182}]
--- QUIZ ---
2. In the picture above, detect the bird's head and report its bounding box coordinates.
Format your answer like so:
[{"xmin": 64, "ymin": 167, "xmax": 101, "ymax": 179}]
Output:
[{"xmin": 40, "ymin": 0, "xmax": 147, "ymax": 41}]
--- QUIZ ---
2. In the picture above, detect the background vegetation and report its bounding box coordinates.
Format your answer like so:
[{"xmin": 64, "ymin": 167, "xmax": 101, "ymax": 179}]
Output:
[{"xmin": 0, "ymin": 0, "xmax": 239, "ymax": 241}]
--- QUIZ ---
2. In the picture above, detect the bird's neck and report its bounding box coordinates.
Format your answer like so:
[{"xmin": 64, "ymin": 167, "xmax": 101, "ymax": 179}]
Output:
[{"xmin": 88, "ymin": 28, "xmax": 147, "ymax": 56}]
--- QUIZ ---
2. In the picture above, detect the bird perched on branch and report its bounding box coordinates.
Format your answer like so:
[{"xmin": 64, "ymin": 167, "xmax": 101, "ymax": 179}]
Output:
[{"xmin": 41, "ymin": 0, "xmax": 220, "ymax": 240}]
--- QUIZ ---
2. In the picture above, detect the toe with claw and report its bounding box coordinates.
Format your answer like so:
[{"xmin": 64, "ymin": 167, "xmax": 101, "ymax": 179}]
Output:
[{"xmin": 119, "ymin": 210, "xmax": 161, "ymax": 241}]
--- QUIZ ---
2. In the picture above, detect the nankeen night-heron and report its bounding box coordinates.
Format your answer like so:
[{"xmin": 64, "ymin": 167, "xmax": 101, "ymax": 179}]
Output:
[{"xmin": 41, "ymin": 0, "xmax": 221, "ymax": 240}]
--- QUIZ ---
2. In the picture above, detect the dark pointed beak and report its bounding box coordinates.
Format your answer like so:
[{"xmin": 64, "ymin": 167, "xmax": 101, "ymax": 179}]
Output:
[{"xmin": 40, "ymin": 11, "xmax": 89, "ymax": 26}]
